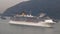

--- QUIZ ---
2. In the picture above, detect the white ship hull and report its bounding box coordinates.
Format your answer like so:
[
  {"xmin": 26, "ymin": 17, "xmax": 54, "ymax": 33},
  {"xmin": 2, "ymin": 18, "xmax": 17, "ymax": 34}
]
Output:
[{"xmin": 9, "ymin": 20, "xmax": 55, "ymax": 27}]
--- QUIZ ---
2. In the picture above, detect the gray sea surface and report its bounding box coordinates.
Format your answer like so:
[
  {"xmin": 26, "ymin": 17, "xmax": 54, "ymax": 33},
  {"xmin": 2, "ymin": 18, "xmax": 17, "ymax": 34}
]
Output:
[{"xmin": 0, "ymin": 19, "xmax": 60, "ymax": 34}]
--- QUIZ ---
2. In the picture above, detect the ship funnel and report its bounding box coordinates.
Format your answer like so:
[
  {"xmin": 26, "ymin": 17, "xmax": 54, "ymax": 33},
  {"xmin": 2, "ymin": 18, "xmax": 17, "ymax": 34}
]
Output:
[{"xmin": 20, "ymin": 10, "xmax": 27, "ymax": 16}]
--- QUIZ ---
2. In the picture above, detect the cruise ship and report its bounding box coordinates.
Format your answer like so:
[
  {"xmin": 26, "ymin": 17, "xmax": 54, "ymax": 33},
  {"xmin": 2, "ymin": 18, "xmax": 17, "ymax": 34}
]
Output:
[{"xmin": 9, "ymin": 11, "xmax": 56, "ymax": 27}]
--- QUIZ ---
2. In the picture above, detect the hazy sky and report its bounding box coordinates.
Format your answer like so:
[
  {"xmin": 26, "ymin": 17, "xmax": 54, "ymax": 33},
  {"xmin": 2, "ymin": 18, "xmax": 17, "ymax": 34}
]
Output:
[{"xmin": 0, "ymin": 0, "xmax": 29, "ymax": 13}]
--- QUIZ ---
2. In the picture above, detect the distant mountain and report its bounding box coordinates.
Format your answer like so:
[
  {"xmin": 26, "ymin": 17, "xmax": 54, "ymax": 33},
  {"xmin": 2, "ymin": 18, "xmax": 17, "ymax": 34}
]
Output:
[{"xmin": 2, "ymin": 0, "xmax": 60, "ymax": 19}]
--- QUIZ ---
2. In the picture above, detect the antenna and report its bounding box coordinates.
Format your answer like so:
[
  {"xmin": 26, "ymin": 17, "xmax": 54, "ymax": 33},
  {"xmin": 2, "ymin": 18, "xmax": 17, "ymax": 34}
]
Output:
[{"xmin": 30, "ymin": 10, "xmax": 32, "ymax": 16}]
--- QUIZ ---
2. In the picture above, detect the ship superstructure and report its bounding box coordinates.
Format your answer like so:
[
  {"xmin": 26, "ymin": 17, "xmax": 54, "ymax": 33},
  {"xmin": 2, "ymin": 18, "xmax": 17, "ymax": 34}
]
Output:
[{"xmin": 9, "ymin": 10, "xmax": 56, "ymax": 27}]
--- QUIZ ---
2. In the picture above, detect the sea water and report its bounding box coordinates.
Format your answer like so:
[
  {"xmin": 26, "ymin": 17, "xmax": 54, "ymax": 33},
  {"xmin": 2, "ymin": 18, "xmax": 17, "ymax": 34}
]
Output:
[{"xmin": 0, "ymin": 19, "xmax": 60, "ymax": 34}]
